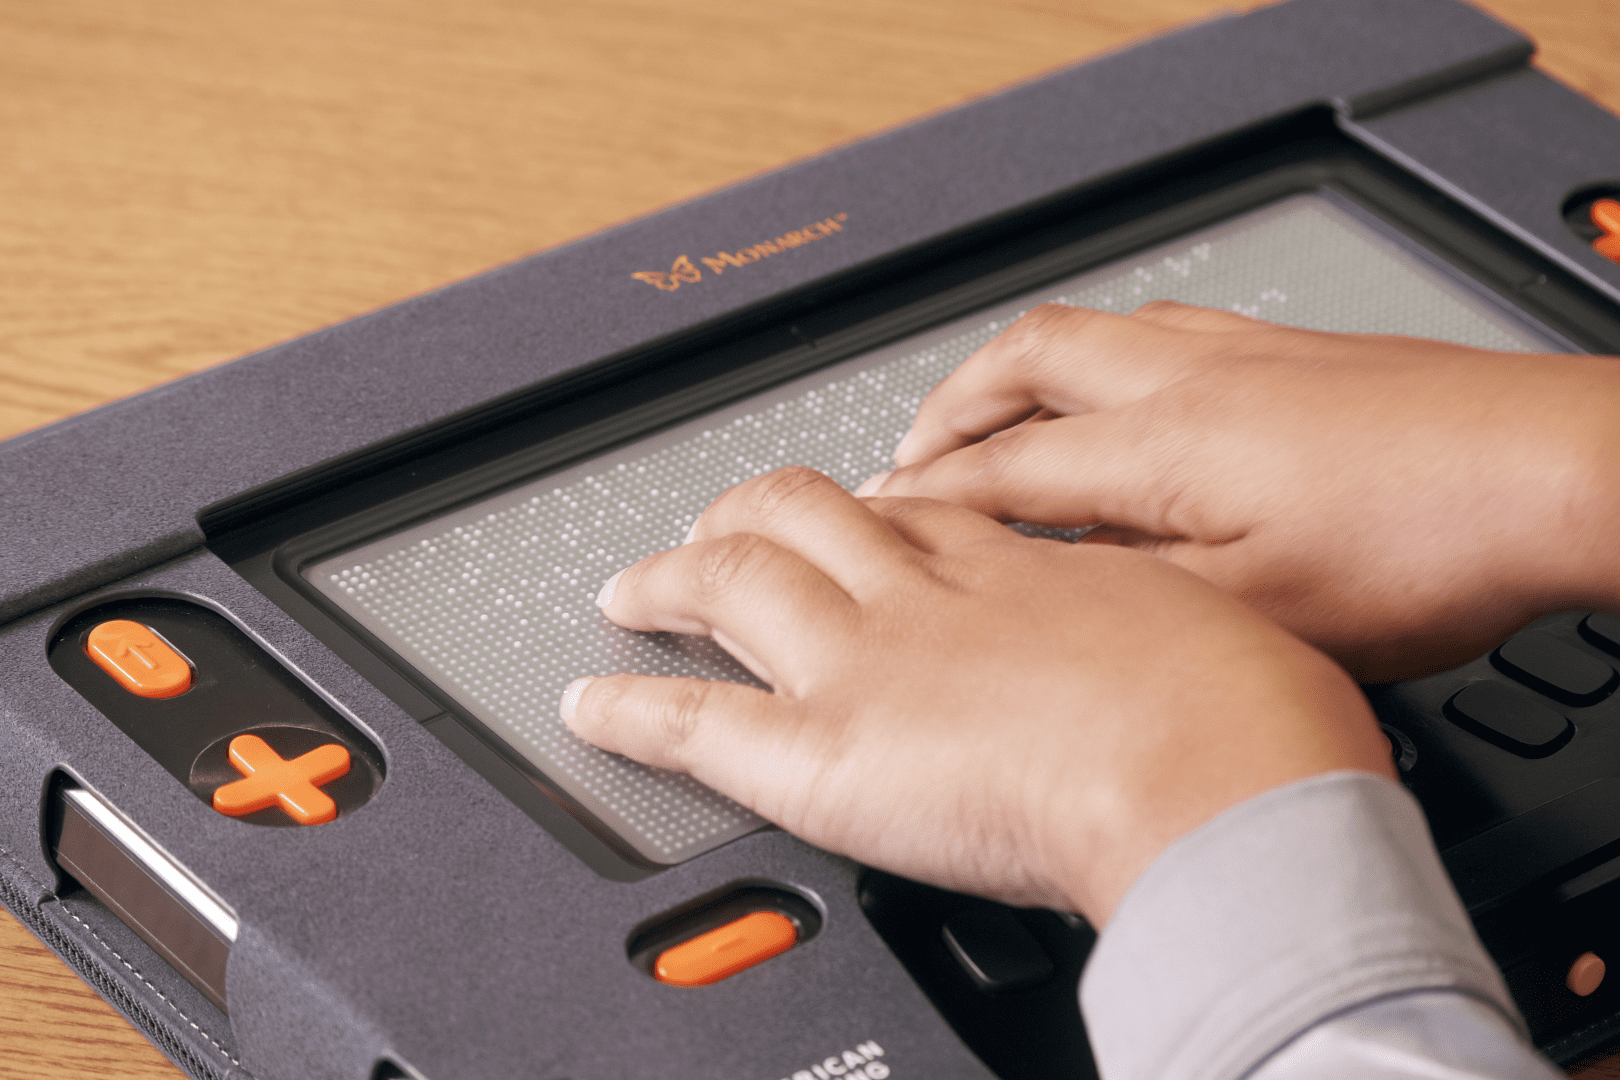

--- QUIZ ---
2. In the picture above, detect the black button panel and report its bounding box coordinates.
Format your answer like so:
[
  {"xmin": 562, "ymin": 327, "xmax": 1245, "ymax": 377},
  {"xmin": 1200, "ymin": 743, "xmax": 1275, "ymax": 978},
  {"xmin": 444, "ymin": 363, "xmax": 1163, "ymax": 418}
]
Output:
[
  {"xmin": 1446, "ymin": 682, "xmax": 1572, "ymax": 757},
  {"xmin": 1493, "ymin": 631, "xmax": 1618, "ymax": 707},
  {"xmin": 1367, "ymin": 611, "xmax": 1620, "ymax": 1049}
]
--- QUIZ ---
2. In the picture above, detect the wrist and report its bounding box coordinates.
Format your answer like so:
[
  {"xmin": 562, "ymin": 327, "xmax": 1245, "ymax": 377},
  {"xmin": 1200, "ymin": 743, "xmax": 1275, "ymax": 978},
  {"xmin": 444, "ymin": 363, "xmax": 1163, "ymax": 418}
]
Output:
[
  {"xmin": 1522, "ymin": 357, "xmax": 1620, "ymax": 614},
  {"xmin": 1047, "ymin": 649, "xmax": 1392, "ymax": 925}
]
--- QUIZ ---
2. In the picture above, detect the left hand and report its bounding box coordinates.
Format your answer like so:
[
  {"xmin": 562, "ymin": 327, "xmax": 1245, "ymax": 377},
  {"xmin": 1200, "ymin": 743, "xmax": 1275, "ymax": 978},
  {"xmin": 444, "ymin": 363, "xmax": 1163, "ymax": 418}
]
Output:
[{"xmin": 857, "ymin": 302, "xmax": 1620, "ymax": 682}]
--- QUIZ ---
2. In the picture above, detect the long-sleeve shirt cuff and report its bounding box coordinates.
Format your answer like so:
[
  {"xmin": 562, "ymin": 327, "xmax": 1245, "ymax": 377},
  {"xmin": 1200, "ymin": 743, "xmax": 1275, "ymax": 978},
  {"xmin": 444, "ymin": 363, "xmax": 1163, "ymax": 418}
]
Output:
[{"xmin": 1078, "ymin": 771, "xmax": 1524, "ymax": 1080}]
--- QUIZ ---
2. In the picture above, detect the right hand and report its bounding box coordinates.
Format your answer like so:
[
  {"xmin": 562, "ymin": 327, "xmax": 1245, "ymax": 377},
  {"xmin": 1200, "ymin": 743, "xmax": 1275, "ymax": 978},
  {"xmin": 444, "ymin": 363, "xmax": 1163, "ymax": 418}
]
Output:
[
  {"xmin": 564, "ymin": 468, "xmax": 1389, "ymax": 923},
  {"xmin": 860, "ymin": 302, "xmax": 1620, "ymax": 682}
]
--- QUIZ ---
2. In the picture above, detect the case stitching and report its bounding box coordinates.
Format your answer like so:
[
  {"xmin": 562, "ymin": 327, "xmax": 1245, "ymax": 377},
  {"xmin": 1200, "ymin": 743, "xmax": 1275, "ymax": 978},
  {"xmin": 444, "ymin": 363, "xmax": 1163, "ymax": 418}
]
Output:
[
  {"xmin": 50, "ymin": 897, "xmax": 241, "ymax": 1065},
  {"xmin": 0, "ymin": 838, "xmax": 240, "ymax": 1067}
]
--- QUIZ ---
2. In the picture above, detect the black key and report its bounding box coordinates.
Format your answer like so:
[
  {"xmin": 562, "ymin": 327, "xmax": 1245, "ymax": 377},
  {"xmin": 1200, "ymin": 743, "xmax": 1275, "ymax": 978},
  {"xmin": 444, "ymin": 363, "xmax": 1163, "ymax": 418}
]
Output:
[
  {"xmin": 1493, "ymin": 631, "xmax": 1617, "ymax": 706},
  {"xmin": 1580, "ymin": 612, "xmax": 1620, "ymax": 657},
  {"xmin": 1447, "ymin": 681, "xmax": 1572, "ymax": 757},
  {"xmin": 942, "ymin": 908, "xmax": 1054, "ymax": 994}
]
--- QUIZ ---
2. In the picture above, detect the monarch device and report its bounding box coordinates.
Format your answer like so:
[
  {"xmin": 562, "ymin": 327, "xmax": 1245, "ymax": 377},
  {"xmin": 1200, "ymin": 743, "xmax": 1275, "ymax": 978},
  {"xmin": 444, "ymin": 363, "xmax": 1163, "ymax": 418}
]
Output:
[{"xmin": 6, "ymin": 1, "xmax": 1620, "ymax": 1077}]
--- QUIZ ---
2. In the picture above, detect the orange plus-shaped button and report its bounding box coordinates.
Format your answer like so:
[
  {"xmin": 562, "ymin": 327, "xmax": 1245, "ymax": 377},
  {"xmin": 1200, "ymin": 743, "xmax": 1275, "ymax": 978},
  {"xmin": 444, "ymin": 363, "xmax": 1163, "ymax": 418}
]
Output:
[
  {"xmin": 1592, "ymin": 199, "xmax": 1620, "ymax": 263},
  {"xmin": 86, "ymin": 620, "xmax": 193, "ymax": 699},
  {"xmin": 213, "ymin": 734, "xmax": 351, "ymax": 825}
]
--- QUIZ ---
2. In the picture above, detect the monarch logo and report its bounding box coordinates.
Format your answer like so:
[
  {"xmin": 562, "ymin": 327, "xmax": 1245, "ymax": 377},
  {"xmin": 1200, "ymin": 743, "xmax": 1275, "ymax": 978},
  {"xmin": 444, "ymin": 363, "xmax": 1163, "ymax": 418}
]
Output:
[{"xmin": 632, "ymin": 213, "xmax": 849, "ymax": 292}]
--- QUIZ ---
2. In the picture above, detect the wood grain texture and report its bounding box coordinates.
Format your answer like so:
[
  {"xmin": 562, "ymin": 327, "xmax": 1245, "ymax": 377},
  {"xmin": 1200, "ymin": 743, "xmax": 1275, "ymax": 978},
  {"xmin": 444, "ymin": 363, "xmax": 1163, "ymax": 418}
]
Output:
[
  {"xmin": 2, "ymin": 1, "xmax": 1618, "ymax": 1077},
  {"xmin": 0, "ymin": 906, "xmax": 180, "ymax": 1079}
]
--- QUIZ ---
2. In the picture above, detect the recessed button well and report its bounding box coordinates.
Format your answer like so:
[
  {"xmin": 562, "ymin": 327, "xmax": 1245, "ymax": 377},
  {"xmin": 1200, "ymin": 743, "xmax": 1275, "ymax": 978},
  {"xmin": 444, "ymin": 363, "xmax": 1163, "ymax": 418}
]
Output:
[
  {"xmin": 51, "ymin": 599, "xmax": 385, "ymax": 826},
  {"xmin": 1493, "ymin": 631, "xmax": 1617, "ymax": 706},
  {"xmin": 654, "ymin": 910, "xmax": 797, "ymax": 986},
  {"xmin": 1446, "ymin": 682, "xmax": 1571, "ymax": 756},
  {"xmin": 85, "ymin": 620, "xmax": 193, "ymax": 699}
]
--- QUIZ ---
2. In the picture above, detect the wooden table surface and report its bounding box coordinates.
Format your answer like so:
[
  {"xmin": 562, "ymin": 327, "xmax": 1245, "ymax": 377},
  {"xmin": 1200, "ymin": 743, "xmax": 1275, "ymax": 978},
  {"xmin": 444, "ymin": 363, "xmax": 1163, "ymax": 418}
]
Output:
[{"xmin": 2, "ymin": 1, "xmax": 1618, "ymax": 1077}]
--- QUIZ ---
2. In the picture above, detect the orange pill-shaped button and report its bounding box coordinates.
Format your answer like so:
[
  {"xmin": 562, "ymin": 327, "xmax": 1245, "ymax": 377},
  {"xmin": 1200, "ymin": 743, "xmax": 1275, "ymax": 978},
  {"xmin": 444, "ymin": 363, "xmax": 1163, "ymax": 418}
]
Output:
[
  {"xmin": 654, "ymin": 910, "xmax": 798, "ymax": 987},
  {"xmin": 85, "ymin": 620, "xmax": 193, "ymax": 699}
]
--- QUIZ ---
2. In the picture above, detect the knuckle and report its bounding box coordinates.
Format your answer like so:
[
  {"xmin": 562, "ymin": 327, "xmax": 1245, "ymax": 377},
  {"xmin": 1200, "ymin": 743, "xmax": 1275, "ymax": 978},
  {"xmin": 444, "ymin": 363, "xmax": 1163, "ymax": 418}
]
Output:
[
  {"xmin": 1007, "ymin": 303, "xmax": 1092, "ymax": 376},
  {"xmin": 734, "ymin": 465, "xmax": 832, "ymax": 519},
  {"xmin": 1017, "ymin": 302, "xmax": 1080, "ymax": 333},
  {"xmin": 1005, "ymin": 303, "xmax": 1071, "ymax": 349},
  {"xmin": 587, "ymin": 673, "xmax": 635, "ymax": 718},
  {"xmin": 649, "ymin": 679, "xmax": 718, "ymax": 758},
  {"xmin": 693, "ymin": 532, "xmax": 774, "ymax": 602},
  {"xmin": 968, "ymin": 430, "xmax": 1023, "ymax": 485}
]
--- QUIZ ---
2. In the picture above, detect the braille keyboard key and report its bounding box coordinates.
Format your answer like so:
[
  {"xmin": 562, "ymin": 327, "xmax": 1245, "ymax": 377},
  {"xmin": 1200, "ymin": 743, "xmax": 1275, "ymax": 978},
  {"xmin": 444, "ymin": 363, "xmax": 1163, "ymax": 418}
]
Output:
[
  {"xmin": 1493, "ymin": 631, "xmax": 1617, "ymax": 706},
  {"xmin": 942, "ymin": 908, "xmax": 1053, "ymax": 994},
  {"xmin": 1446, "ymin": 681, "xmax": 1572, "ymax": 756},
  {"xmin": 1580, "ymin": 612, "xmax": 1620, "ymax": 657}
]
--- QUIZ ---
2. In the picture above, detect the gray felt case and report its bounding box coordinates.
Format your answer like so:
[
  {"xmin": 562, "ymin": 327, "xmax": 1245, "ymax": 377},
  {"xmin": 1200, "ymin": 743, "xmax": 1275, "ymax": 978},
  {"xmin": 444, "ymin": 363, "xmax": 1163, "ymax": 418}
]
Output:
[{"xmin": 5, "ymin": 1, "xmax": 1620, "ymax": 1078}]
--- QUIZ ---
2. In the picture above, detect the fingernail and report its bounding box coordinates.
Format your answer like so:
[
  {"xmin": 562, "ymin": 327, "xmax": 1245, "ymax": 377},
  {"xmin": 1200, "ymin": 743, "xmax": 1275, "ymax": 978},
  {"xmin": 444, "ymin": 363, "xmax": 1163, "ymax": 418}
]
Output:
[
  {"xmin": 855, "ymin": 471, "xmax": 890, "ymax": 497},
  {"xmin": 683, "ymin": 519, "xmax": 700, "ymax": 545},
  {"xmin": 596, "ymin": 569, "xmax": 624, "ymax": 609},
  {"xmin": 559, "ymin": 677, "xmax": 594, "ymax": 722},
  {"xmin": 893, "ymin": 430, "xmax": 918, "ymax": 464}
]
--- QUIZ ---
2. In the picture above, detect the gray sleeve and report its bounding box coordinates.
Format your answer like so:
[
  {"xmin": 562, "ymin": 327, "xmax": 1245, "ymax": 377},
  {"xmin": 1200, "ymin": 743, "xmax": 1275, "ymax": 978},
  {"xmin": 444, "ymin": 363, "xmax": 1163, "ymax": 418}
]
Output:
[
  {"xmin": 1251, "ymin": 991, "xmax": 1561, "ymax": 1079},
  {"xmin": 1078, "ymin": 771, "xmax": 1563, "ymax": 1080}
]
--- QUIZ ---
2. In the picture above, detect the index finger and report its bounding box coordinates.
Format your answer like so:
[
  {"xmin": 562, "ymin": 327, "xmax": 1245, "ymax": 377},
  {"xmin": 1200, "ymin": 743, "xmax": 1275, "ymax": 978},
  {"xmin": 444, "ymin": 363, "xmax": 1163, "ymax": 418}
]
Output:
[
  {"xmin": 893, "ymin": 303, "xmax": 1216, "ymax": 468},
  {"xmin": 688, "ymin": 467, "xmax": 923, "ymax": 599}
]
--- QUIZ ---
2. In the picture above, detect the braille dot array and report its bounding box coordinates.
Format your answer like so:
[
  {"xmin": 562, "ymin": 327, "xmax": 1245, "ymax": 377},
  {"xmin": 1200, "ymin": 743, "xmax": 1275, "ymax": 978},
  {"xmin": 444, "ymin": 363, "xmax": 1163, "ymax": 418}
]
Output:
[
  {"xmin": 1058, "ymin": 195, "xmax": 1549, "ymax": 350},
  {"xmin": 310, "ymin": 194, "xmax": 1557, "ymax": 866}
]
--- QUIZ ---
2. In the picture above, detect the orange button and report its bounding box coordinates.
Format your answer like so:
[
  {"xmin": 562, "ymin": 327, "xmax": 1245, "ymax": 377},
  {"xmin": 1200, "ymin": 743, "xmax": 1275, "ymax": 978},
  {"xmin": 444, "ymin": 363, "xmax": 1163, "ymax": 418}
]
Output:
[
  {"xmin": 85, "ymin": 620, "xmax": 193, "ymax": 699},
  {"xmin": 654, "ymin": 910, "xmax": 798, "ymax": 987},
  {"xmin": 1592, "ymin": 199, "xmax": 1620, "ymax": 263},
  {"xmin": 1568, "ymin": 951, "xmax": 1607, "ymax": 997},
  {"xmin": 212, "ymin": 733, "xmax": 351, "ymax": 825}
]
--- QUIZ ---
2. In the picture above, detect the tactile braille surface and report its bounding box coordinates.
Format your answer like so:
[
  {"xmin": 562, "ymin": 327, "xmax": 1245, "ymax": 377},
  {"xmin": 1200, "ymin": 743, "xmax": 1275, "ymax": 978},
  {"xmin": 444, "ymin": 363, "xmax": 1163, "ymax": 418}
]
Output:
[{"xmin": 309, "ymin": 193, "xmax": 1558, "ymax": 865}]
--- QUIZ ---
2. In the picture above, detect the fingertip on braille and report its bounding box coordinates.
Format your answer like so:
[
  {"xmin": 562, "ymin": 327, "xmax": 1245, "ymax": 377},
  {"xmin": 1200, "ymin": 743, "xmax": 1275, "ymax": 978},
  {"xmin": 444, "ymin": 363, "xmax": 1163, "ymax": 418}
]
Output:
[
  {"xmin": 559, "ymin": 677, "xmax": 594, "ymax": 723},
  {"xmin": 596, "ymin": 569, "xmax": 624, "ymax": 609}
]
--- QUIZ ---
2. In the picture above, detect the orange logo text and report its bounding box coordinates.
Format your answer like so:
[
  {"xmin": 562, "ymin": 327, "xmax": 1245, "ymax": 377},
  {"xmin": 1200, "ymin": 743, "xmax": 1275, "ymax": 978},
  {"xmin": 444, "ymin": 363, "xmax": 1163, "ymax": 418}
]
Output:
[{"xmin": 631, "ymin": 213, "xmax": 849, "ymax": 292}]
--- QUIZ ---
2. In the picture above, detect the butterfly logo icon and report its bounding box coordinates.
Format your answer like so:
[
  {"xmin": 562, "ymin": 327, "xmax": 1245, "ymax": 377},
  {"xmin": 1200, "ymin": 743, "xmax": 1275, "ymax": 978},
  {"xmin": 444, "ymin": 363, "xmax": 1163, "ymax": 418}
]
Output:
[{"xmin": 631, "ymin": 255, "xmax": 703, "ymax": 292}]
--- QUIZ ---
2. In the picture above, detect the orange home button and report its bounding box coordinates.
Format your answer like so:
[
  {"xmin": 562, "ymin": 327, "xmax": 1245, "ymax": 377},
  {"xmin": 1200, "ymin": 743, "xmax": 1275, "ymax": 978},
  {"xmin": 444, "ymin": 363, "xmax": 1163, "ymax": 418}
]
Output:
[
  {"xmin": 85, "ymin": 620, "xmax": 193, "ymax": 699},
  {"xmin": 654, "ymin": 910, "xmax": 798, "ymax": 987}
]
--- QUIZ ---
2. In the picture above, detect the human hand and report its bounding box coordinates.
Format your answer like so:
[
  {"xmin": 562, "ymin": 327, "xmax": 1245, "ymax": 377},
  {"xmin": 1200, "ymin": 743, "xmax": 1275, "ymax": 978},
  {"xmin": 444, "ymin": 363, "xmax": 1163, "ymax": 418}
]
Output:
[
  {"xmin": 859, "ymin": 302, "xmax": 1620, "ymax": 682},
  {"xmin": 561, "ymin": 467, "xmax": 1390, "ymax": 925}
]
